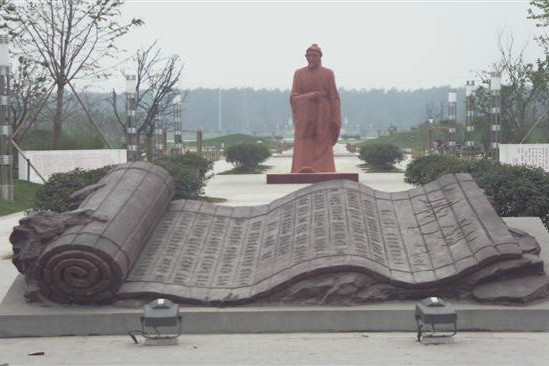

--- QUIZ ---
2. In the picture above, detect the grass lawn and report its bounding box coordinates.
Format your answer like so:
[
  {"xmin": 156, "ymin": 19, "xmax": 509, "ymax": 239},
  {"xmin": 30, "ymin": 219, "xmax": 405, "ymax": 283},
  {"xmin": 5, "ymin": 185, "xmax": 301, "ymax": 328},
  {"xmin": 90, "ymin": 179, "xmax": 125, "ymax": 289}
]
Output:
[
  {"xmin": 0, "ymin": 180, "xmax": 40, "ymax": 216},
  {"xmin": 187, "ymin": 133, "xmax": 285, "ymax": 150}
]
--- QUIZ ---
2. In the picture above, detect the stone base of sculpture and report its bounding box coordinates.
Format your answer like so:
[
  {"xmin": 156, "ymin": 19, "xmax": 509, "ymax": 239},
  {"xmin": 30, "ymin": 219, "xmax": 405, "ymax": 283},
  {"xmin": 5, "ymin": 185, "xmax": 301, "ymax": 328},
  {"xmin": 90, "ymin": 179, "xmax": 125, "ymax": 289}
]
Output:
[
  {"xmin": 266, "ymin": 172, "xmax": 359, "ymax": 184},
  {"xmin": 9, "ymin": 163, "xmax": 549, "ymax": 306}
]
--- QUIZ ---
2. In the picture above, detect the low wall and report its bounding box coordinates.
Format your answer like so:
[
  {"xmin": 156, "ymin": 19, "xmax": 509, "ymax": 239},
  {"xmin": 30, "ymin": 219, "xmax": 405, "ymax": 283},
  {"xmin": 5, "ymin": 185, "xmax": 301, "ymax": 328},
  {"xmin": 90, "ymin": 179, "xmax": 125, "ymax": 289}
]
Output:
[
  {"xmin": 18, "ymin": 149, "xmax": 127, "ymax": 184},
  {"xmin": 499, "ymin": 144, "xmax": 549, "ymax": 172}
]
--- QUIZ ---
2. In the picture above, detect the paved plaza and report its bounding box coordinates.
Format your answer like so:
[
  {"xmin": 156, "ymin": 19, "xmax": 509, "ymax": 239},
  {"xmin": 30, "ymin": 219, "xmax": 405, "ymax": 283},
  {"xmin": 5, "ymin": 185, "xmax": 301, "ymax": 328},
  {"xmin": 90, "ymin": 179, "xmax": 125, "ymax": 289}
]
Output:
[{"xmin": 1, "ymin": 148, "xmax": 549, "ymax": 365}]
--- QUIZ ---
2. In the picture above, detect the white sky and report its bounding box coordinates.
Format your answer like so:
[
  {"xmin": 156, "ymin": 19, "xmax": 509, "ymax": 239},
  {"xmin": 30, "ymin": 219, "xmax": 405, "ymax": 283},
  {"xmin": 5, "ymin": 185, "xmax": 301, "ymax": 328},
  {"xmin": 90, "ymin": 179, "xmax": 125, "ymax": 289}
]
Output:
[{"xmin": 109, "ymin": 0, "xmax": 545, "ymax": 91}]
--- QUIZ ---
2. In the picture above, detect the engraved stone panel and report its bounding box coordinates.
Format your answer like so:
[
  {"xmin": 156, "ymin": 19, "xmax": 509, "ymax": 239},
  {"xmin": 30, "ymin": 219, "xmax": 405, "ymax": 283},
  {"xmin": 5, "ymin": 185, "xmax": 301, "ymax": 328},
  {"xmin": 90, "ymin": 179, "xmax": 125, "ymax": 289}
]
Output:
[{"xmin": 118, "ymin": 174, "xmax": 524, "ymax": 303}]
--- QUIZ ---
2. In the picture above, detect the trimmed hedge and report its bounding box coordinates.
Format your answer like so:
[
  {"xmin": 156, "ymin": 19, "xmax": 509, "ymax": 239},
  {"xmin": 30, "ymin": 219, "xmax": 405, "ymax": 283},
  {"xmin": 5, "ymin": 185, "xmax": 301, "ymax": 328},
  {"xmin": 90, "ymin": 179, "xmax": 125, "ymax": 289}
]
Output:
[
  {"xmin": 359, "ymin": 143, "xmax": 404, "ymax": 170},
  {"xmin": 225, "ymin": 143, "xmax": 271, "ymax": 171},
  {"xmin": 404, "ymin": 155, "xmax": 549, "ymax": 229},
  {"xmin": 34, "ymin": 153, "xmax": 215, "ymax": 212},
  {"xmin": 34, "ymin": 166, "xmax": 112, "ymax": 212},
  {"xmin": 155, "ymin": 153, "xmax": 213, "ymax": 199}
]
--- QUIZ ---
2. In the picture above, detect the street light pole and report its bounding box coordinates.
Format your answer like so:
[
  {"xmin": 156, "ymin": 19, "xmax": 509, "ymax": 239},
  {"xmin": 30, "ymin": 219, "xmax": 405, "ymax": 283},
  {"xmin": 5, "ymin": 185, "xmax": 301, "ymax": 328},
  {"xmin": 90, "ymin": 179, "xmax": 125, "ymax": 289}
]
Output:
[
  {"xmin": 490, "ymin": 72, "xmax": 502, "ymax": 161},
  {"xmin": 0, "ymin": 35, "xmax": 13, "ymax": 200},
  {"xmin": 125, "ymin": 75, "xmax": 138, "ymax": 162}
]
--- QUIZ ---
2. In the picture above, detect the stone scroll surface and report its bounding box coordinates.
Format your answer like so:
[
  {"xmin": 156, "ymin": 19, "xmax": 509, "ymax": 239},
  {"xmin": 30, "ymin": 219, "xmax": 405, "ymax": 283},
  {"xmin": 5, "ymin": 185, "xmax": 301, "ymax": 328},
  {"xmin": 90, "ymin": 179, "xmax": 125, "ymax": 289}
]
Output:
[
  {"xmin": 30, "ymin": 162, "xmax": 174, "ymax": 304},
  {"xmin": 118, "ymin": 173, "xmax": 523, "ymax": 304}
]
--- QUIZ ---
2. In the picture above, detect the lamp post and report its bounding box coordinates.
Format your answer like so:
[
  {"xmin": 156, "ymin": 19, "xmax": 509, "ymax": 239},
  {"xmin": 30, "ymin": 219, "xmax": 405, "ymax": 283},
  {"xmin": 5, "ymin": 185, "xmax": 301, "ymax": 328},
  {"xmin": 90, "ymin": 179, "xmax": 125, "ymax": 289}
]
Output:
[
  {"xmin": 490, "ymin": 71, "xmax": 502, "ymax": 160},
  {"xmin": 0, "ymin": 35, "xmax": 13, "ymax": 200},
  {"xmin": 173, "ymin": 93, "xmax": 182, "ymax": 155},
  {"xmin": 153, "ymin": 114, "xmax": 164, "ymax": 161},
  {"xmin": 125, "ymin": 75, "xmax": 138, "ymax": 162},
  {"xmin": 465, "ymin": 81, "xmax": 476, "ymax": 153},
  {"xmin": 448, "ymin": 88, "xmax": 457, "ymax": 151}
]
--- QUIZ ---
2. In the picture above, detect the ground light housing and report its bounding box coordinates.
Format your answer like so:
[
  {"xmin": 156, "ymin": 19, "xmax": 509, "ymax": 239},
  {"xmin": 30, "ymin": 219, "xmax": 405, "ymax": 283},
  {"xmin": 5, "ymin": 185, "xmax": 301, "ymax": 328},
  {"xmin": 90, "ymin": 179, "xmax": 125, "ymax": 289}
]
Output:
[{"xmin": 415, "ymin": 297, "xmax": 457, "ymax": 342}]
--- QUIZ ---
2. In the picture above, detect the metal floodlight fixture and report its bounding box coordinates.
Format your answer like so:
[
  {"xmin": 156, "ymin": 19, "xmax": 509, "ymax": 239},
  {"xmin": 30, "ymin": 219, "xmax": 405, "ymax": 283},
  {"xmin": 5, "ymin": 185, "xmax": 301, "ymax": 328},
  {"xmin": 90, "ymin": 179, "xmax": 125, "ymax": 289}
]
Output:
[
  {"xmin": 125, "ymin": 74, "xmax": 137, "ymax": 94},
  {"xmin": 414, "ymin": 297, "xmax": 457, "ymax": 342},
  {"xmin": 490, "ymin": 72, "xmax": 502, "ymax": 92},
  {"xmin": 465, "ymin": 80, "xmax": 475, "ymax": 97},
  {"xmin": 129, "ymin": 298, "xmax": 182, "ymax": 345}
]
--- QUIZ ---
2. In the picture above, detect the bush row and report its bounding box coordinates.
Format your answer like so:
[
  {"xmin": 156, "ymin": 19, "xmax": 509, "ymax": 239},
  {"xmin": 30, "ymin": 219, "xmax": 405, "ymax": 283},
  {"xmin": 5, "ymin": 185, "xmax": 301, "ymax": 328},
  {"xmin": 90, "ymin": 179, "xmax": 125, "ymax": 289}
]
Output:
[
  {"xmin": 404, "ymin": 155, "xmax": 549, "ymax": 229},
  {"xmin": 34, "ymin": 153, "xmax": 213, "ymax": 212}
]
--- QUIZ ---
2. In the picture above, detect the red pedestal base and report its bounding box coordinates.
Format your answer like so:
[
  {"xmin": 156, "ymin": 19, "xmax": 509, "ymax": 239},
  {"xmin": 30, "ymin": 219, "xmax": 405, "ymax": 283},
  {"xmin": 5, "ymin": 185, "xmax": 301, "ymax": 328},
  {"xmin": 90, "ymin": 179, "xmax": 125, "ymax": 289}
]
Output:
[{"xmin": 266, "ymin": 173, "xmax": 359, "ymax": 184}]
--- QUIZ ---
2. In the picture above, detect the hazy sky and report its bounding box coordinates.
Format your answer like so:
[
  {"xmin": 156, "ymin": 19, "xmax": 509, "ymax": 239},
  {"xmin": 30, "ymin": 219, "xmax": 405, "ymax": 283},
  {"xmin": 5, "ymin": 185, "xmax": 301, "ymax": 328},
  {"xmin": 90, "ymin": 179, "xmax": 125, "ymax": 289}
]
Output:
[{"xmin": 111, "ymin": 0, "xmax": 545, "ymax": 91}]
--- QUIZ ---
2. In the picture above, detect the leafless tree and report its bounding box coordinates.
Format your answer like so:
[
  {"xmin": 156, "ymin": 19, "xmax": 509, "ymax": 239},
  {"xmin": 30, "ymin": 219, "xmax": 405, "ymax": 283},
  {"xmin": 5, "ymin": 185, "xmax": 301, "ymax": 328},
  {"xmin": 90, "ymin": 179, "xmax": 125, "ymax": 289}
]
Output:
[
  {"xmin": 10, "ymin": 56, "xmax": 51, "ymax": 142},
  {"xmin": 473, "ymin": 32, "xmax": 549, "ymax": 143},
  {"xmin": 111, "ymin": 41, "xmax": 184, "ymax": 148},
  {"xmin": 0, "ymin": 0, "xmax": 143, "ymax": 149}
]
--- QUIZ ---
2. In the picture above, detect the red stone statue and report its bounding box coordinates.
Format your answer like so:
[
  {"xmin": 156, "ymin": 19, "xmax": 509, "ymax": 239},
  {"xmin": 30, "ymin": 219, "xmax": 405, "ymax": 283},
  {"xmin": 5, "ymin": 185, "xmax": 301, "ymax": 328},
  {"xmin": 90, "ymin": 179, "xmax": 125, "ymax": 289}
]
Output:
[{"xmin": 290, "ymin": 43, "xmax": 341, "ymax": 173}]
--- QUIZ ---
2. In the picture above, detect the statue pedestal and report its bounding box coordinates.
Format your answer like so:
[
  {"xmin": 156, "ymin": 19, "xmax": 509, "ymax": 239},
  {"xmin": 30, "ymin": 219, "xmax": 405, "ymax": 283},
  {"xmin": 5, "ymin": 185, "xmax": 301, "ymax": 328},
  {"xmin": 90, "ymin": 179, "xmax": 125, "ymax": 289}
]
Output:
[{"xmin": 266, "ymin": 172, "xmax": 359, "ymax": 184}]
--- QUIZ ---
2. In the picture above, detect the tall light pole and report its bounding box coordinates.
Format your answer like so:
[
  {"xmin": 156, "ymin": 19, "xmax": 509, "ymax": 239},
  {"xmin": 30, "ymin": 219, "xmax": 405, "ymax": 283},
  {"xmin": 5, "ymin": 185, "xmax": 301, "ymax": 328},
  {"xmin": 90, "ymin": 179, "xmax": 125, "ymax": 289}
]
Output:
[
  {"xmin": 0, "ymin": 35, "xmax": 13, "ymax": 200},
  {"xmin": 490, "ymin": 71, "xmax": 502, "ymax": 160},
  {"xmin": 465, "ymin": 81, "xmax": 476, "ymax": 152},
  {"xmin": 153, "ymin": 114, "xmax": 164, "ymax": 161},
  {"xmin": 125, "ymin": 75, "xmax": 138, "ymax": 162},
  {"xmin": 173, "ymin": 93, "xmax": 182, "ymax": 155},
  {"xmin": 448, "ymin": 88, "xmax": 457, "ymax": 151}
]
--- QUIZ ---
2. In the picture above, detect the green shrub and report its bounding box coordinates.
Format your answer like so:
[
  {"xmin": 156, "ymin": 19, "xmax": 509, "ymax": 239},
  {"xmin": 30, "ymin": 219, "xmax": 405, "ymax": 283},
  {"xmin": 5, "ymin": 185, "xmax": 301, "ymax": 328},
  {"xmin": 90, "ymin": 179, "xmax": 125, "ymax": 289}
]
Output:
[
  {"xmin": 21, "ymin": 129, "xmax": 106, "ymax": 150},
  {"xmin": 166, "ymin": 153, "xmax": 214, "ymax": 181},
  {"xmin": 404, "ymin": 155, "xmax": 549, "ymax": 229},
  {"xmin": 155, "ymin": 153, "xmax": 214, "ymax": 199},
  {"xmin": 225, "ymin": 143, "xmax": 271, "ymax": 171},
  {"xmin": 359, "ymin": 143, "xmax": 404, "ymax": 170},
  {"xmin": 34, "ymin": 166, "xmax": 112, "ymax": 212}
]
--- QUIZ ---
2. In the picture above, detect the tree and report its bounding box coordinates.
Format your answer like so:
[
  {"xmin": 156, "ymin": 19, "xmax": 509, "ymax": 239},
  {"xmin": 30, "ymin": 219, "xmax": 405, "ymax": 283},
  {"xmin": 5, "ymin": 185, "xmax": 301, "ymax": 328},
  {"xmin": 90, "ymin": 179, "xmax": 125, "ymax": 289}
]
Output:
[
  {"xmin": 0, "ymin": 0, "xmax": 143, "ymax": 149},
  {"xmin": 111, "ymin": 40, "xmax": 184, "ymax": 153},
  {"xmin": 472, "ymin": 33, "xmax": 549, "ymax": 144},
  {"xmin": 10, "ymin": 56, "xmax": 50, "ymax": 142}
]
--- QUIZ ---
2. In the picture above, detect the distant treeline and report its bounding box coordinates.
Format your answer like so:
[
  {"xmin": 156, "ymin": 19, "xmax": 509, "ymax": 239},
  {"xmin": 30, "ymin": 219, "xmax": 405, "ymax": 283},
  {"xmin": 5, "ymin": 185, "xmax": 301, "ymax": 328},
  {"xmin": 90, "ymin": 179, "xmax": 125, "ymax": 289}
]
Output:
[{"xmin": 181, "ymin": 86, "xmax": 467, "ymax": 134}]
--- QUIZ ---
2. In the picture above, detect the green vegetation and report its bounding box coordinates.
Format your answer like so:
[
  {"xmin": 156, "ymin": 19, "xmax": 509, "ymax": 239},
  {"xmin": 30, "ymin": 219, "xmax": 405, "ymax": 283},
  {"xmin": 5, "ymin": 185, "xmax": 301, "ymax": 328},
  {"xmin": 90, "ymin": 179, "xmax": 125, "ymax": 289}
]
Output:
[
  {"xmin": 0, "ymin": 180, "xmax": 41, "ymax": 216},
  {"xmin": 404, "ymin": 155, "xmax": 549, "ymax": 229},
  {"xmin": 34, "ymin": 166, "xmax": 112, "ymax": 212},
  {"xmin": 20, "ymin": 129, "xmax": 107, "ymax": 150},
  {"xmin": 358, "ymin": 144, "xmax": 404, "ymax": 171},
  {"xmin": 355, "ymin": 125, "xmax": 433, "ymax": 150},
  {"xmin": 218, "ymin": 164, "xmax": 272, "ymax": 175},
  {"xmin": 201, "ymin": 134, "xmax": 284, "ymax": 150},
  {"xmin": 225, "ymin": 143, "xmax": 272, "ymax": 172},
  {"xmin": 156, "ymin": 153, "xmax": 214, "ymax": 199}
]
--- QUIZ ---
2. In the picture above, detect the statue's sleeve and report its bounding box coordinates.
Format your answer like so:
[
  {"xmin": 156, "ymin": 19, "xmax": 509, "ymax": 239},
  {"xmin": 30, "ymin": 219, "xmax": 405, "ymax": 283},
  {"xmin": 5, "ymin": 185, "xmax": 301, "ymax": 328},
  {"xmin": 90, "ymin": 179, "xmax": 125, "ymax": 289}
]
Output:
[
  {"xmin": 328, "ymin": 70, "xmax": 341, "ymax": 143},
  {"xmin": 290, "ymin": 70, "xmax": 300, "ymax": 114}
]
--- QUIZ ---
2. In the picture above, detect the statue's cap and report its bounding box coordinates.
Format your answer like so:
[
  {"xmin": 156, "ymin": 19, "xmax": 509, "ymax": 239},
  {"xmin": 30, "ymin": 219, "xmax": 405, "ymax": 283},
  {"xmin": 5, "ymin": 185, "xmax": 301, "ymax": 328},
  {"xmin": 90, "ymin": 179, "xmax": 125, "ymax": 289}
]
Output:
[{"xmin": 306, "ymin": 43, "xmax": 322, "ymax": 56}]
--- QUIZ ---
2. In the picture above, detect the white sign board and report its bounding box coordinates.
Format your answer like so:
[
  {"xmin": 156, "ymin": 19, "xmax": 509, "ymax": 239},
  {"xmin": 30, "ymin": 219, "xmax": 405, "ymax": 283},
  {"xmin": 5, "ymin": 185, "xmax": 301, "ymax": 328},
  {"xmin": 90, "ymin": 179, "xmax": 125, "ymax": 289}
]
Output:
[
  {"xmin": 19, "ymin": 149, "xmax": 127, "ymax": 184},
  {"xmin": 499, "ymin": 144, "xmax": 549, "ymax": 172}
]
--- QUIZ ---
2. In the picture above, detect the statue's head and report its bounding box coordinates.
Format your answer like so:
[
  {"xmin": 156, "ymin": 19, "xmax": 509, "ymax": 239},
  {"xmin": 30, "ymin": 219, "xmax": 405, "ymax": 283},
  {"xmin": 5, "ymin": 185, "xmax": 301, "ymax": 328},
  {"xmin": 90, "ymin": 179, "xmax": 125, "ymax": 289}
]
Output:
[{"xmin": 305, "ymin": 43, "xmax": 322, "ymax": 69}]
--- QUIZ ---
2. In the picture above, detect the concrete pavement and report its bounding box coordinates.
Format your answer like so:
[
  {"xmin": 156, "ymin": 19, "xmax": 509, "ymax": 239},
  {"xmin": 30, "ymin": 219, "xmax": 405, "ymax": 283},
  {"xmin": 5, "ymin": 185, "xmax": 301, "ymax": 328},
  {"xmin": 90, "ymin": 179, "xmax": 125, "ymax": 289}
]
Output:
[{"xmin": 1, "ymin": 332, "xmax": 549, "ymax": 366}]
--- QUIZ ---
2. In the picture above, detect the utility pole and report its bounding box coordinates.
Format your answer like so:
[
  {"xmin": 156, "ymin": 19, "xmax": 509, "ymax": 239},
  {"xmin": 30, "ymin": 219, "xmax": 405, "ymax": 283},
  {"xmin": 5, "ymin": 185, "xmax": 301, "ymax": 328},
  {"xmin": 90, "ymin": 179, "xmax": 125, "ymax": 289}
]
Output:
[
  {"xmin": 173, "ymin": 93, "xmax": 183, "ymax": 155},
  {"xmin": 218, "ymin": 88, "xmax": 222, "ymax": 133},
  {"xmin": 448, "ymin": 88, "xmax": 457, "ymax": 151},
  {"xmin": 0, "ymin": 35, "xmax": 13, "ymax": 200},
  {"xmin": 465, "ymin": 81, "xmax": 476, "ymax": 152},
  {"xmin": 125, "ymin": 75, "xmax": 139, "ymax": 162},
  {"xmin": 490, "ymin": 72, "xmax": 502, "ymax": 160},
  {"xmin": 153, "ymin": 114, "xmax": 164, "ymax": 161}
]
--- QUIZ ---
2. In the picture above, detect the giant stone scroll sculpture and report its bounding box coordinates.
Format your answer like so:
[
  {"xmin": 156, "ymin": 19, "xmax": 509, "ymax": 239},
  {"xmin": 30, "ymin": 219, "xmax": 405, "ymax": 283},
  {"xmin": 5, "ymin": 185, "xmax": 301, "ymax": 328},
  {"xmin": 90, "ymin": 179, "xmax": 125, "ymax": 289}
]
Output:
[{"xmin": 10, "ymin": 162, "xmax": 549, "ymax": 305}]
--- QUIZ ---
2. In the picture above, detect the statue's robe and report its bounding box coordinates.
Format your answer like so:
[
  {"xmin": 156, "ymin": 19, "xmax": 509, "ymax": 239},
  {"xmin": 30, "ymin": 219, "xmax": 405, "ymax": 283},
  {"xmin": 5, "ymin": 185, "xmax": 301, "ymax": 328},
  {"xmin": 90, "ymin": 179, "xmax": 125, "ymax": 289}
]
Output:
[{"xmin": 290, "ymin": 66, "xmax": 341, "ymax": 173}]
